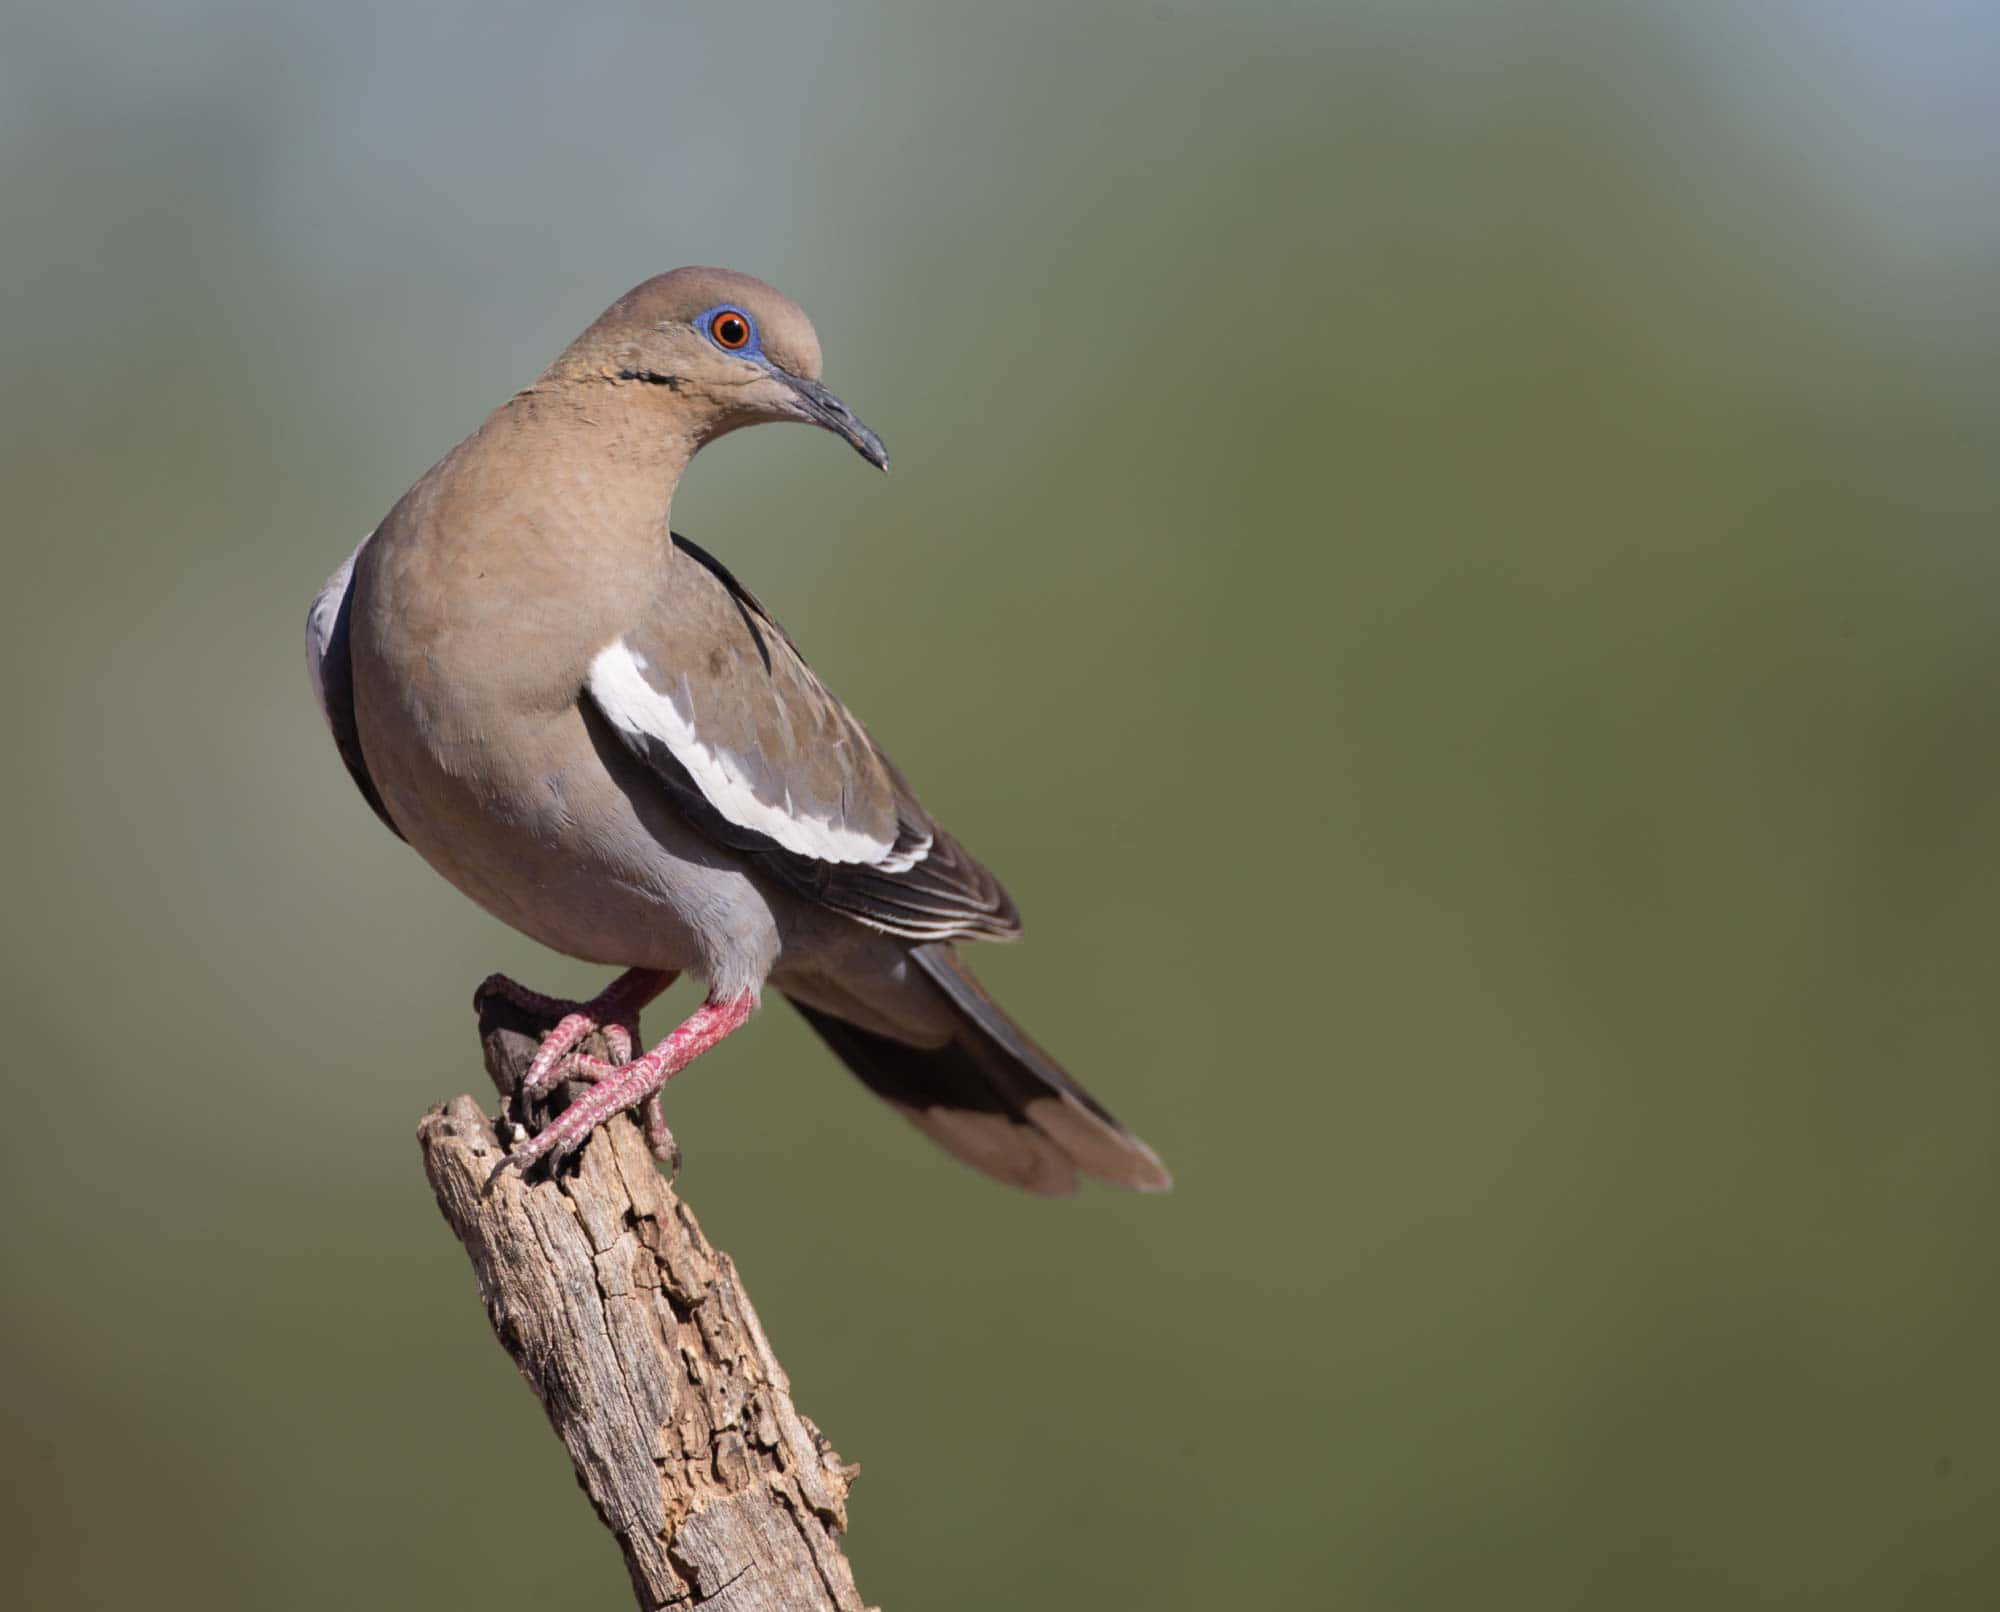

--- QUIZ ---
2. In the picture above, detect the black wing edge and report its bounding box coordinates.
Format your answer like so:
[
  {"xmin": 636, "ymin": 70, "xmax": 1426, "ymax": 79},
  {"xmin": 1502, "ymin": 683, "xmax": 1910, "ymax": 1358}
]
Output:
[{"xmin": 310, "ymin": 562, "xmax": 403, "ymax": 841}]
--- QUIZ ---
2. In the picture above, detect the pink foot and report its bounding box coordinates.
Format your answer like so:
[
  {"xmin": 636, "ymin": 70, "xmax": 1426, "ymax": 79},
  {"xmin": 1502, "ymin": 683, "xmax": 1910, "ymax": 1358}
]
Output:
[
  {"xmin": 490, "ymin": 992, "xmax": 756, "ymax": 1184},
  {"xmin": 475, "ymin": 968, "xmax": 679, "ymax": 1095}
]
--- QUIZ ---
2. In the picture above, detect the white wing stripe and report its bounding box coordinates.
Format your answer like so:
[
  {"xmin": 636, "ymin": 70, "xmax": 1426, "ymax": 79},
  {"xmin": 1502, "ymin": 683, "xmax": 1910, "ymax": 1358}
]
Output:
[{"xmin": 590, "ymin": 638, "xmax": 897, "ymax": 866}]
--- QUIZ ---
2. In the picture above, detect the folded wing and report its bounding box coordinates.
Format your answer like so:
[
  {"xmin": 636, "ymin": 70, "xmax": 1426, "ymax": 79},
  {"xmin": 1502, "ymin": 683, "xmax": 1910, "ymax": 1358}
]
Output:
[{"xmin": 585, "ymin": 535, "xmax": 1020, "ymax": 942}]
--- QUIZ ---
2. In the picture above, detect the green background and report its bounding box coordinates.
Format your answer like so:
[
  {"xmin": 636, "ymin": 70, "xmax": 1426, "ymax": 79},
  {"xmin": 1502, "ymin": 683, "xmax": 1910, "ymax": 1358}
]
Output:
[{"xmin": 4, "ymin": 3, "xmax": 1997, "ymax": 1606}]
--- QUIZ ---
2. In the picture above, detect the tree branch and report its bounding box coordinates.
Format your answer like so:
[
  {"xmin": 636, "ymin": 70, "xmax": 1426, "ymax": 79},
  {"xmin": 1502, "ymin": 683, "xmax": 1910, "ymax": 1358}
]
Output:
[{"xmin": 418, "ymin": 993, "xmax": 873, "ymax": 1611}]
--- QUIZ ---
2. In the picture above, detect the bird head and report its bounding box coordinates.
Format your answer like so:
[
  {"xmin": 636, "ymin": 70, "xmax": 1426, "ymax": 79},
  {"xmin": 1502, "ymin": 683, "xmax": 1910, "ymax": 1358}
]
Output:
[{"xmin": 555, "ymin": 266, "xmax": 888, "ymax": 471}]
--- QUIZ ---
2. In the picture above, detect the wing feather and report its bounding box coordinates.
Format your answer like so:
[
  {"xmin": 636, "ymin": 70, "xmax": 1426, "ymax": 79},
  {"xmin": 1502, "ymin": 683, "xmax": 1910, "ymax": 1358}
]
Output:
[
  {"xmin": 585, "ymin": 534, "xmax": 1019, "ymax": 942},
  {"xmin": 305, "ymin": 537, "xmax": 402, "ymax": 839}
]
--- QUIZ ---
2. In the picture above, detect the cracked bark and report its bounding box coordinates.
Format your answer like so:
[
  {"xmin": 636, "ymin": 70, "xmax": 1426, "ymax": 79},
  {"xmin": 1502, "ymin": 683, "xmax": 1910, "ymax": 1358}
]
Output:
[{"xmin": 419, "ymin": 992, "xmax": 873, "ymax": 1611}]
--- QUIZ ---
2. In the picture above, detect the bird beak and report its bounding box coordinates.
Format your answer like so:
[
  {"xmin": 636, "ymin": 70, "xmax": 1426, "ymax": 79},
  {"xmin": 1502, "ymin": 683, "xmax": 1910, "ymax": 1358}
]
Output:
[{"xmin": 780, "ymin": 373, "xmax": 890, "ymax": 472}]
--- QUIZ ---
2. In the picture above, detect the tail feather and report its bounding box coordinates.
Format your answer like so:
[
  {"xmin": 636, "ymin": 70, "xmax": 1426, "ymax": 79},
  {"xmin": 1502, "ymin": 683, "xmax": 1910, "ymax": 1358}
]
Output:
[{"xmin": 785, "ymin": 943, "xmax": 1171, "ymax": 1196}]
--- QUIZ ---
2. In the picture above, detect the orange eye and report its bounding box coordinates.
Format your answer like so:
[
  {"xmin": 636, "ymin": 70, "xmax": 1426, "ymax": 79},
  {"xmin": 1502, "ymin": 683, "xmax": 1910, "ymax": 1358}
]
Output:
[{"xmin": 710, "ymin": 311, "xmax": 751, "ymax": 350}]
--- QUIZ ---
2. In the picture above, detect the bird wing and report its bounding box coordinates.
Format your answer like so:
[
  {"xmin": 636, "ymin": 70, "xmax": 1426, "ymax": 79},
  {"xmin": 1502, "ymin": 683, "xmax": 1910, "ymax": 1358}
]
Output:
[
  {"xmin": 584, "ymin": 534, "xmax": 1020, "ymax": 942},
  {"xmin": 305, "ymin": 535, "xmax": 403, "ymax": 839}
]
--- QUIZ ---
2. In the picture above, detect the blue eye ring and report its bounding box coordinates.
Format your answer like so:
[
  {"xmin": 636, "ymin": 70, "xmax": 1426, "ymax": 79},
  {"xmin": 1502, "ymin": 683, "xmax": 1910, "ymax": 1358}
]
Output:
[{"xmin": 699, "ymin": 304, "xmax": 758, "ymax": 354}]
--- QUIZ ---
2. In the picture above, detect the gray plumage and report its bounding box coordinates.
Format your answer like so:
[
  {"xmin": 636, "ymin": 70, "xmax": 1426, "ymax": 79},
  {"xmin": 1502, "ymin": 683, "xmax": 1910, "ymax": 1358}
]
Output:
[{"xmin": 307, "ymin": 267, "xmax": 1168, "ymax": 1195}]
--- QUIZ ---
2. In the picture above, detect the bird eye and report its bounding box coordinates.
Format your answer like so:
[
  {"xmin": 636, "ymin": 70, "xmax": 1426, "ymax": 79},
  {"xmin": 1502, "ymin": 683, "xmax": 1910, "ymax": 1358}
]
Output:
[{"xmin": 710, "ymin": 311, "xmax": 751, "ymax": 350}]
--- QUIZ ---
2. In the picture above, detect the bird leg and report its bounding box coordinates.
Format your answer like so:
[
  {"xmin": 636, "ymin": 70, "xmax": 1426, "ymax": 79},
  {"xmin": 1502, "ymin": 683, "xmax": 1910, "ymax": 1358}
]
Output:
[{"xmin": 492, "ymin": 991, "xmax": 757, "ymax": 1182}]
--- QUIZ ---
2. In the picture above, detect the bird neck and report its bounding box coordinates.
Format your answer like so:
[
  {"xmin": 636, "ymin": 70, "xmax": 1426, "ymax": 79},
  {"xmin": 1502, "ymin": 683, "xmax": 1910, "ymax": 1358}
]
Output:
[{"xmin": 499, "ymin": 377, "xmax": 702, "ymax": 528}]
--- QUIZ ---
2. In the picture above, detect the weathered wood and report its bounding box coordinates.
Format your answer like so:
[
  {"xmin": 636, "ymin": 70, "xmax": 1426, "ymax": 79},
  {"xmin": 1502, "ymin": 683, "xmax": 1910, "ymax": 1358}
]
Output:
[{"xmin": 418, "ymin": 994, "xmax": 872, "ymax": 1611}]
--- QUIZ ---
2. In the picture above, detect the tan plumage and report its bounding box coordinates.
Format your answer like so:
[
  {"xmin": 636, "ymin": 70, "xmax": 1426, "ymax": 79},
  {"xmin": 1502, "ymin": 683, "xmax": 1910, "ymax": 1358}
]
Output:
[{"xmin": 308, "ymin": 268, "xmax": 1168, "ymax": 1193}]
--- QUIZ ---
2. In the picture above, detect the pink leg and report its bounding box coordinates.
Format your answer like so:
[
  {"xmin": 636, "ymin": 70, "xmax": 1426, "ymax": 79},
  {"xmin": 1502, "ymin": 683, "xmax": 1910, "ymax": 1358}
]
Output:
[
  {"xmin": 476, "ymin": 968, "xmax": 679, "ymax": 1096},
  {"xmin": 493, "ymin": 992, "xmax": 756, "ymax": 1181}
]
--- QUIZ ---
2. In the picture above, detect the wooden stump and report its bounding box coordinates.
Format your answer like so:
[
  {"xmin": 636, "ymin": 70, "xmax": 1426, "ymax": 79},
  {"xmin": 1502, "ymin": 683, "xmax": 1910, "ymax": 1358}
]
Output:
[{"xmin": 418, "ymin": 993, "xmax": 872, "ymax": 1611}]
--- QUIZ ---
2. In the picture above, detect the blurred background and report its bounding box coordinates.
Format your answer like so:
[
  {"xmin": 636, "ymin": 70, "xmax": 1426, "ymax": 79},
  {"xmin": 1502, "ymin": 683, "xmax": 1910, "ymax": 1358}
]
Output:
[{"xmin": 3, "ymin": 1, "xmax": 1998, "ymax": 1606}]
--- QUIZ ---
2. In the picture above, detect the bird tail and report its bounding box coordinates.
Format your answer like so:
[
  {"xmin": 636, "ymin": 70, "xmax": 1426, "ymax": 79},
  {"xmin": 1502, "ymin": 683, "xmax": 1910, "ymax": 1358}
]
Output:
[{"xmin": 783, "ymin": 942, "xmax": 1171, "ymax": 1196}]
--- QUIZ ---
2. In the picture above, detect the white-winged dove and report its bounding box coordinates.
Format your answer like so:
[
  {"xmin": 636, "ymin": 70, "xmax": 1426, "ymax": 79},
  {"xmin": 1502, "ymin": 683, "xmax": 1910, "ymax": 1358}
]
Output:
[{"xmin": 306, "ymin": 268, "xmax": 1169, "ymax": 1195}]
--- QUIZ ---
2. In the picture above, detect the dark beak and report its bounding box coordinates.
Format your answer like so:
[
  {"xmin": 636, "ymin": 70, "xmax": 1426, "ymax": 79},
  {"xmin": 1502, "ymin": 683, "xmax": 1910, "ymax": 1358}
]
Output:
[{"xmin": 781, "ymin": 373, "xmax": 890, "ymax": 471}]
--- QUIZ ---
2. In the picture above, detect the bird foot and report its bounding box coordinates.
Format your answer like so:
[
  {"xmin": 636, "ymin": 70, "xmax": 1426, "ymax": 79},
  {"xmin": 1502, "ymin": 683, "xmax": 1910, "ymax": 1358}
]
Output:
[
  {"xmin": 474, "ymin": 968, "xmax": 683, "ymax": 1183},
  {"xmin": 474, "ymin": 967, "xmax": 680, "ymax": 1095},
  {"xmin": 487, "ymin": 991, "xmax": 754, "ymax": 1186}
]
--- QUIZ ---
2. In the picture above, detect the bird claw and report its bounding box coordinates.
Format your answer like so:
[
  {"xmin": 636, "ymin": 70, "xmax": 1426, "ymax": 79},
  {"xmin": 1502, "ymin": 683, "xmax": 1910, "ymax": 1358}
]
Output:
[
  {"xmin": 472, "ymin": 969, "xmax": 692, "ymax": 1184},
  {"xmin": 484, "ymin": 1111, "xmax": 591, "ymax": 1192}
]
